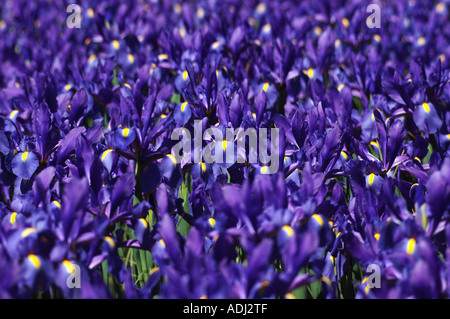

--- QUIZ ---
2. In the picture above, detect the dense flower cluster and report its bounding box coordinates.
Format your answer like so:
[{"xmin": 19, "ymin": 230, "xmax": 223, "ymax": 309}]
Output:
[{"xmin": 0, "ymin": 0, "xmax": 449, "ymax": 299}]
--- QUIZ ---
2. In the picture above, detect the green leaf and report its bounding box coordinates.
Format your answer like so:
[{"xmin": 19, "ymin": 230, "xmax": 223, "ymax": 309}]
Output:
[
  {"xmin": 352, "ymin": 96, "xmax": 363, "ymax": 115},
  {"xmin": 307, "ymin": 280, "xmax": 322, "ymax": 299},
  {"xmin": 177, "ymin": 178, "xmax": 191, "ymax": 238},
  {"xmin": 133, "ymin": 249, "xmax": 144, "ymax": 287},
  {"xmin": 307, "ymin": 269, "xmax": 322, "ymax": 299},
  {"xmin": 423, "ymin": 143, "xmax": 433, "ymax": 164},
  {"xmin": 170, "ymin": 93, "xmax": 181, "ymax": 104},
  {"xmin": 101, "ymin": 260, "xmax": 109, "ymax": 285},
  {"xmin": 291, "ymin": 285, "xmax": 308, "ymax": 299},
  {"xmin": 112, "ymin": 68, "xmax": 119, "ymax": 86},
  {"xmin": 178, "ymin": 218, "xmax": 190, "ymax": 239},
  {"xmin": 291, "ymin": 269, "xmax": 308, "ymax": 299}
]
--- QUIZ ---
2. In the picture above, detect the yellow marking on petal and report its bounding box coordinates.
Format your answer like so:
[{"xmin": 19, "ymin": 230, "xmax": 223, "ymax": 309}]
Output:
[
  {"xmin": 10, "ymin": 212, "xmax": 17, "ymax": 225},
  {"xmin": 414, "ymin": 157, "xmax": 421, "ymax": 163},
  {"xmin": 370, "ymin": 141, "xmax": 379, "ymax": 149},
  {"xmin": 368, "ymin": 173, "xmax": 375, "ymax": 186},
  {"xmin": 422, "ymin": 102, "xmax": 430, "ymax": 113},
  {"xmin": 285, "ymin": 293, "xmax": 296, "ymax": 299},
  {"xmin": 149, "ymin": 64, "xmax": 157, "ymax": 76},
  {"xmin": 9, "ymin": 110, "xmax": 19, "ymax": 119},
  {"xmin": 159, "ymin": 239, "xmax": 166, "ymax": 248},
  {"xmin": 64, "ymin": 84, "xmax": 72, "ymax": 91},
  {"xmin": 200, "ymin": 295, "xmax": 208, "ymax": 299},
  {"xmin": 417, "ymin": 37, "xmax": 425, "ymax": 46},
  {"xmin": 84, "ymin": 38, "xmax": 91, "ymax": 45},
  {"xmin": 337, "ymin": 83, "xmax": 345, "ymax": 92},
  {"xmin": 330, "ymin": 255, "xmax": 335, "ymax": 263},
  {"xmin": 122, "ymin": 128, "xmax": 130, "ymax": 137},
  {"xmin": 374, "ymin": 233, "xmax": 380, "ymax": 240},
  {"xmin": 104, "ymin": 236, "xmax": 115, "ymax": 248},
  {"xmin": 314, "ymin": 26, "xmax": 322, "ymax": 36},
  {"xmin": 410, "ymin": 183, "xmax": 419, "ymax": 190},
  {"xmin": 112, "ymin": 40, "xmax": 120, "ymax": 50},
  {"xmin": 127, "ymin": 53, "xmax": 134, "ymax": 64},
  {"xmin": 436, "ymin": 2, "xmax": 446, "ymax": 13},
  {"xmin": 197, "ymin": 7, "xmax": 205, "ymax": 19},
  {"xmin": 221, "ymin": 140, "xmax": 229, "ymax": 152},
  {"xmin": 200, "ymin": 162, "xmax": 206, "ymax": 172},
  {"xmin": 252, "ymin": 39, "xmax": 261, "ymax": 48},
  {"xmin": 407, "ymin": 78, "xmax": 412, "ymax": 84},
  {"xmin": 160, "ymin": 114, "xmax": 167, "ymax": 119},
  {"xmin": 62, "ymin": 260, "xmax": 75, "ymax": 274},
  {"xmin": 371, "ymin": 112, "xmax": 375, "ymax": 121},
  {"xmin": 321, "ymin": 276, "xmax": 332, "ymax": 285},
  {"xmin": 52, "ymin": 200, "xmax": 61, "ymax": 209},
  {"xmin": 149, "ymin": 267, "xmax": 160, "ymax": 275},
  {"xmin": 342, "ymin": 18, "xmax": 349, "ymax": 28},
  {"xmin": 385, "ymin": 117, "xmax": 390, "ymax": 126},
  {"xmin": 21, "ymin": 227, "xmax": 37, "ymax": 238},
  {"xmin": 334, "ymin": 39, "xmax": 341, "ymax": 47},
  {"xmin": 303, "ymin": 68, "xmax": 314, "ymax": 79},
  {"xmin": 124, "ymin": 83, "xmax": 132, "ymax": 89},
  {"xmin": 212, "ymin": 41, "xmax": 221, "ymax": 50},
  {"xmin": 312, "ymin": 214, "xmax": 324, "ymax": 226},
  {"xmin": 439, "ymin": 54, "xmax": 446, "ymax": 63},
  {"xmin": 167, "ymin": 154, "xmax": 177, "ymax": 165},
  {"xmin": 101, "ymin": 149, "xmax": 113, "ymax": 162},
  {"xmin": 281, "ymin": 225, "xmax": 294, "ymax": 237},
  {"xmin": 179, "ymin": 27, "xmax": 186, "ymax": 38},
  {"xmin": 181, "ymin": 101, "xmax": 188, "ymax": 112},
  {"xmin": 262, "ymin": 23, "xmax": 271, "ymax": 34},
  {"xmin": 158, "ymin": 53, "xmax": 168, "ymax": 61},
  {"xmin": 139, "ymin": 218, "xmax": 148, "ymax": 229},
  {"xmin": 406, "ymin": 238, "xmax": 416, "ymax": 255},
  {"xmin": 88, "ymin": 54, "xmax": 97, "ymax": 64},
  {"xmin": 256, "ymin": 3, "xmax": 267, "ymax": 14},
  {"xmin": 0, "ymin": 20, "xmax": 5, "ymax": 31},
  {"xmin": 373, "ymin": 34, "xmax": 381, "ymax": 43},
  {"xmin": 260, "ymin": 165, "xmax": 269, "ymax": 174},
  {"xmin": 88, "ymin": 8, "xmax": 94, "ymax": 18},
  {"xmin": 208, "ymin": 217, "xmax": 216, "ymax": 228},
  {"xmin": 182, "ymin": 70, "xmax": 188, "ymax": 81},
  {"xmin": 365, "ymin": 284, "xmax": 370, "ymax": 294},
  {"xmin": 259, "ymin": 280, "xmax": 270, "ymax": 293},
  {"xmin": 138, "ymin": 34, "xmax": 145, "ymax": 42},
  {"xmin": 174, "ymin": 3, "xmax": 182, "ymax": 14},
  {"xmin": 28, "ymin": 254, "xmax": 41, "ymax": 270},
  {"xmin": 263, "ymin": 82, "xmax": 269, "ymax": 92},
  {"xmin": 446, "ymin": 133, "xmax": 450, "ymax": 140},
  {"xmin": 420, "ymin": 203, "xmax": 426, "ymax": 216},
  {"xmin": 21, "ymin": 151, "xmax": 29, "ymax": 162}
]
